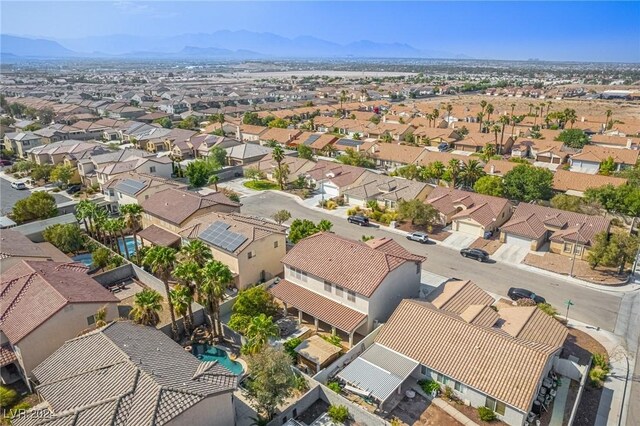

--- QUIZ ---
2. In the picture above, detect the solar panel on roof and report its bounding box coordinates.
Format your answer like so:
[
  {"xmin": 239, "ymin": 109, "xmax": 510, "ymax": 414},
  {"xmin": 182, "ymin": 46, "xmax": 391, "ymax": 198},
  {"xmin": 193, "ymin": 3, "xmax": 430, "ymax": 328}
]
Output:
[
  {"xmin": 304, "ymin": 134, "xmax": 321, "ymax": 146},
  {"xmin": 199, "ymin": 221, "xmax": 248, "ymax": 253},
  {"xmin": 337, "ymin": 139, "xmax": 362, "ymax": 148},
  {"xmin": 115, "ymin": 179, "xmax": 146, "ymax": 196}
]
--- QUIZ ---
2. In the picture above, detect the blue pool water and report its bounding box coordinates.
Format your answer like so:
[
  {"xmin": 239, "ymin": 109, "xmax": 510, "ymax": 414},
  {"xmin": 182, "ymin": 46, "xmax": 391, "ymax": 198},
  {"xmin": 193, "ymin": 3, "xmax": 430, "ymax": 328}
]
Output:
[
  {"xmin": 119, "ymin": 236, "xmax": 140, "ymax": 258},
  {"xmin": 194, "ymin": 345, "xmax": 244, "ymax": 375},
  {"xmin": 72, "ymin": 253, "xmax": 93, "ymax": 267}
]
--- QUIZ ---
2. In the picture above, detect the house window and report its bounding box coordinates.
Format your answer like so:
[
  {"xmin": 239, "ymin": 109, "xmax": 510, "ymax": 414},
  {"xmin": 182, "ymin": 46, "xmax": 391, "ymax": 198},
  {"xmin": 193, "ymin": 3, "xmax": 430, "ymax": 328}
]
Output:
[
  {"xmin": 420, "ymin": 365, "xmax": 431, "ymax": 376},
  {"xmin": 274, "ymin": 241, "xmax": 279, "ymax": 248},
  {"xmin": 248, "ymin": 251, "xmax": 255, "ymax": 259},
  {"xmin": 436, "ymin": 373, "xmax": 446, "ymax": 383},
  {"xmin": 454, "ymin": 381, "xmax": 466, "ymax": 393},
  {"xmin": 290, "ymin": 267, "xmax": 307, "ymax": 282},
  {"xmin": 485, "ymin": 397, "xmax": 506, "ymax": 416},
  {"xmin": 335, "ymin": 286, "xmax": 343, "ymax": 297},
  {"xmin": 149, "ymin": 166, "xmax": 156, "ymax": 173},
  {"xmin": 347, "ymin": 290, "xmax": 356, "ymax": 302},
  {"xmin": 324, "ymin": 281, "xmax": 332, "ymax": 292},
  {"xmin": 563, "ymin": 242, "xmax": 573, "ymax": 253},
  {"xmin": 87, "ymin": 315, "xmax": 96, "ymax": 326}
]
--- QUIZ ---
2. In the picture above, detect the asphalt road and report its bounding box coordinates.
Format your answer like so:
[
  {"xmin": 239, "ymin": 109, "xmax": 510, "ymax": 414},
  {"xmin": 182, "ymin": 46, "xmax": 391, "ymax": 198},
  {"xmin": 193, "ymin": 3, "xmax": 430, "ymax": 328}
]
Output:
[
  {"xmin": 0, "ymin": 176, "xmax": 32, "ymax": 215},
  {"xmin": 239, "ymin": 191, "xmax": 627, "ymax": 333}
]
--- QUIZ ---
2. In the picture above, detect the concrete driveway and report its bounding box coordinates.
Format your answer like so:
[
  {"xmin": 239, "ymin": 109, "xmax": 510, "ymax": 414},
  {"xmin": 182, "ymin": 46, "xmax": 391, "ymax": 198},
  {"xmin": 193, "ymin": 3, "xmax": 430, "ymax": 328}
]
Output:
[
  {"xmin": 492, "ymin": 243, "xmax": 531, "ymax": 264},
  {"xmin": 440, "ymin": 232, "xmax": 477, "ymax": 250}
]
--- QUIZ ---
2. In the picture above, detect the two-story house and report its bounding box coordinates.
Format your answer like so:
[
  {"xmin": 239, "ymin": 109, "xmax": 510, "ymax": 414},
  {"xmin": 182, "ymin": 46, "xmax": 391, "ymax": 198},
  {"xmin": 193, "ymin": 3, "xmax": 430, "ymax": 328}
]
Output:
[
  {"xmin": 269, "ymin": 233, "xmax": 425, "ymax": 347},
  {"xmin": 102, "ymin": 172, "xmax": 184, "ymax": 212}
]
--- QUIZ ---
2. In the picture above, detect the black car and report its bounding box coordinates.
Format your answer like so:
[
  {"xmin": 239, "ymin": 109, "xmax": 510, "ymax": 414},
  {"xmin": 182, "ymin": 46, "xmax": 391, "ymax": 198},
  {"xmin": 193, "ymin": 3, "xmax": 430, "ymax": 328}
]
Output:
[
  {"xmin": 437, "ymin": 142, "xmax": 449, "ymax": 152},
  {"xmin": 66, "ymin": 184, "xmax": 82, "ymax": 194},
  {"xmin": 508, "ymin": 287, "xmax": 546, "ymax": 304},
  {"xmin": 347, "ymin": 215, "xmax": 369, "ymax": 226},
  {"xmin": 460, "ymin": 247, "xmax": 489, "ymax": 262}
]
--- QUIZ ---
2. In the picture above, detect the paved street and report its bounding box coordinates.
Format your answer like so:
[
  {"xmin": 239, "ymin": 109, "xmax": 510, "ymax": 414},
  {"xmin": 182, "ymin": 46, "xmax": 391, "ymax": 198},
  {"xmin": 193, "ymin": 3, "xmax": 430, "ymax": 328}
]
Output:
[
  {"xmin": 0, "ymin": 176, "xmax": 32, "ymax": 215},
  {"xmin": 239, "ymin": 191, "xmax": 628, "ymax": 333}
]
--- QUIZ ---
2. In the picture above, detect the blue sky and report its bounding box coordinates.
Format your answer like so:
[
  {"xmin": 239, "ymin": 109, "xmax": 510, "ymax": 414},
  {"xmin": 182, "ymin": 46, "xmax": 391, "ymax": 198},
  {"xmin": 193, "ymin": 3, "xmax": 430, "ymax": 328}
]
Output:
[{"xmin": 2, "ymin": 1, "xmax": 639, "ymax": 62}]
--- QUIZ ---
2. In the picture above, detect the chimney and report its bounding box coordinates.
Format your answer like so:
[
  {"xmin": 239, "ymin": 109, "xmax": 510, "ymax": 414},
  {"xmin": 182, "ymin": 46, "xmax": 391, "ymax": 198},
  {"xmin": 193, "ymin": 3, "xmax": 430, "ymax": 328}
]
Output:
[
  {"xmin": 627, "ymin": 139, "xmax": 633, "ymax": 149},
  {"xmin": 382, "ymin": 115, "xmax": 387, "ymax": 123},
  {"xmin": 581, "ymin": 117, "xmax": 585, "ymax": 122},
  {"xmin": 490, "ymin": 165, "xmax": 495, "ymax": 174}
]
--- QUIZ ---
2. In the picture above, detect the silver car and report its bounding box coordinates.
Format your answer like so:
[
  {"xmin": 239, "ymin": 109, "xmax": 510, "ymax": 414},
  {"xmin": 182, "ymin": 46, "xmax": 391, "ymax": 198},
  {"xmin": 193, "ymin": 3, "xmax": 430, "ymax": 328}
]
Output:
[{"xmin": 406, "ymin": 232, "xmax": 429, "ymax": 243}]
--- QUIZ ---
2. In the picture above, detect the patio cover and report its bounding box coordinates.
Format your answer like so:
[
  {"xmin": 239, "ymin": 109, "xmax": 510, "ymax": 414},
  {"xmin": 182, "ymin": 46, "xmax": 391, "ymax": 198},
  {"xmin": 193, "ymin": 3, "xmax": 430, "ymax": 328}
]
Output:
[
  {"xmin": 337, "ymin": 343, "xmax": 418, "ymax": 404},
  {"xmin": 137, "ymin": 225, "xmax": 181, "ymax": 247}
]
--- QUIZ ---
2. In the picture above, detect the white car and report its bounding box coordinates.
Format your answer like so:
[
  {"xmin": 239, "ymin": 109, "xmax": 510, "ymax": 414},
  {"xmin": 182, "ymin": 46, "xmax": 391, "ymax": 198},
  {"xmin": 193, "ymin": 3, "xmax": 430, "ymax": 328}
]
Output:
[
  {"xmin": 406, "ymin": 232, "xmax": 429, "ymax": 243},
  {"xmin": 10, "ymin": 181, "xmax": 27, "ymax": 190}
]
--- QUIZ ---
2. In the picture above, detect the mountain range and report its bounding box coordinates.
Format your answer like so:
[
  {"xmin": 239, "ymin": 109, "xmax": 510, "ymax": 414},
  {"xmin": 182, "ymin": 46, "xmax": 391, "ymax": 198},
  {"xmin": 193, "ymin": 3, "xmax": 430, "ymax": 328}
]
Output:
[{"xmin": 1, "ymin": 31, "xmax": 471, "ymax": 60}]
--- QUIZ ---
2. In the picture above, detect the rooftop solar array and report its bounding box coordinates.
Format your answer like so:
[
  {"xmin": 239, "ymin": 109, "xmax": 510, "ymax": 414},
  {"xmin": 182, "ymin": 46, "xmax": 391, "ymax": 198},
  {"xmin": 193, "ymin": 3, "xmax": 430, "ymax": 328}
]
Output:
[
  {"xmin": 115, "ymin": 179, "xmax": 146, "ymax": 196},
  {"xmin": 336, "ymin": 138, "xmax": 362, "ymax": 148},
  {"xmin": 304, "ymin": 134, "xmax": 321, "ymax": 146},
  {"xmin": 199, "ymin": 221, "xmax": 248, "ymax": 253}
]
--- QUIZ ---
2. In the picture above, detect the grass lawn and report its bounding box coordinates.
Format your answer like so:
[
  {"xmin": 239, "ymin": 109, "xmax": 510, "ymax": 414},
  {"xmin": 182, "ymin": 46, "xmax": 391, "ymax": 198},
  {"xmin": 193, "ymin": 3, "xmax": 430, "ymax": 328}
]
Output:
[{"xmin": 243, "ymin": 180, "xmax": 279, "ymax": 191}]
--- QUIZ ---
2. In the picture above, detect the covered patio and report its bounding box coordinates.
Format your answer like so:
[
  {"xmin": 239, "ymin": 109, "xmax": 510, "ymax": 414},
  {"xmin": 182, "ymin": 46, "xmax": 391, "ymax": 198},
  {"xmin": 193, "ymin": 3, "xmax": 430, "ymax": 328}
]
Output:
[
  {"xmin": 137, "ymin": 224, "xmax": 182, "ymax": 248},
  {"xmin": 336, "ymin": 343, "xmax": 419, "ymax": 410},
  {"xmin": 269, "ymin": 279, "xmax": 367, "ymax": 347}
]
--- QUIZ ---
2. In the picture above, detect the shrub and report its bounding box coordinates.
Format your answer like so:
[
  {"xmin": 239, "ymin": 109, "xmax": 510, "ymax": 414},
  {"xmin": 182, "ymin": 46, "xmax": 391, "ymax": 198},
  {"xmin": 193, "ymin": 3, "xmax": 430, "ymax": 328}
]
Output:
[
  {"xmin": 52, "ymin": 187, "xmax": 61, "ymax": 193},
  {"xmin": 478, "ymin": 406, "xmax": 497, "ymax": 422},
  {"xmin": 443, "ymin": 385, "xmax": 455, "ymax": 401},
  {"xmin": 327, "ymin": 381, "xmax": 341, "ymax": 393},
  {"xmin": 589, "ymin": 366, "xmax": 608, "ymax": 388},
  {"xmin": 0, "ymin": 386, "xmax": 18, "ymax": 407},
  {"xmin": 516, "ymin": 298, "xmax": 536, "ymax": 307},
  {"xmin": 327, "ymin": 405, "xmax": 349, "ymax": 423},
  {"xmin": 593, "ymin": 353, "xmax": 609, "ymax": 370},
  {"xmin": 325, "ymin": 200, "xmax": 338, "ymax": 210},
  {"xmin": 418, "ymin": 379, "xmax": 440, "ymax": 395},
  {"xmin": 537, "ymin": 303, "xmax": 558, "ymax": 317},
  {"xmin": 321, "ymin": 334, "xmax": 342, "ymax": 347},
  {"xmin": 283, "ymin": 337, "xmax": 302, "ymax": 362},
  {"xmin": 293, "ymin": 374, "xmax": 308, "ymax": 393},
  {"xmin": 347, "ymin": 206, "xmax": 362, "ymax": 216}
]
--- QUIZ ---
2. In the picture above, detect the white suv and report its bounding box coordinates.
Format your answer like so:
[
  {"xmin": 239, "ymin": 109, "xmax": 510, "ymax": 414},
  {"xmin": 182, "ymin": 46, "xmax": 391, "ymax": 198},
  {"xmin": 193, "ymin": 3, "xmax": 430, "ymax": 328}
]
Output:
[{"xmin": 406, "ymin": 232, "xmax": 429, "ymax": 243}]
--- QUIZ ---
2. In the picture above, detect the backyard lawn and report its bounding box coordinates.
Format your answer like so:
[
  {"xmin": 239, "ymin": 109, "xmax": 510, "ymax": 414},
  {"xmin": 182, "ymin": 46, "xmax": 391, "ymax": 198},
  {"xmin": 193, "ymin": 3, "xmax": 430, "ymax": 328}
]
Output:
[{"xmin": 243, "ymin": 180, "xmax": 279, "ymax": 191}]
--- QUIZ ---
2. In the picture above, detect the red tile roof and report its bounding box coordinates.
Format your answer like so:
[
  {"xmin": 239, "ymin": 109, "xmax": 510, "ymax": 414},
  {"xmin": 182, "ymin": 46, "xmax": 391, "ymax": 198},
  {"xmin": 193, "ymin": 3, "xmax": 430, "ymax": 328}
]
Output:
[{"xmin": 269, "ymin": 279, "xmax": 367, "ymax": 332}]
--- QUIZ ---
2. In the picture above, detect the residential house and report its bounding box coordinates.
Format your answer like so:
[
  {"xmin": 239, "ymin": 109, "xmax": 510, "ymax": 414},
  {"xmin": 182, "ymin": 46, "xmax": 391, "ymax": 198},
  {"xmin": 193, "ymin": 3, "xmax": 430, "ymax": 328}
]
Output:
[
  {"xmin": 500, "ymin": 203, "xmax": 610, "ymax": 258},
  {"xmin": 483, "ymin": 159, "xmax": 519, "ymax": 176},
  {"xmin": 141, "ymin": 187, "xmax": 240, "ymax": 235},
  {"xmin": 28, "ymin": 139, "xmax": 109, "ymax": 166},
  {"xmin": 529, "ymin": 139, "xmax": 569, "ymax": 165},
  {"xmin": 426, "ymin": 187, "xmax": 513, "ymax": 237},
  {"xmin": 102, "ymin": 172, "xmax": 184, "ymax": 211},
  {"xmin": 337, "ymin": 280, "xmax": 567, "ymax": 425},
  {"xmin": 589, "ymin": 135, "xmax": 638, "ymax": 150},
  {"xmin": 269, "ymin": 233, "xmax": 425, "ymax": 346},
  {"xmin": 171, "ymin": 134, "xmax": 240, "ymax": 160},
  {"xmin": 237, "ymin": 124, "xmax": 268, "ymax": 143},
  {"xmin": 0, "ymin": 229, "xmax": 71, "ymax": 273},
  {"xmin": 333, "ymin": 138, "xmax": 376, "ymax": 156},
  {"xmin": 93, "ymin": 153, "xmax": 173, "ymax": 189},
  {"xmin": 305, "ymin": 161, "xmax": 369, "ymax": 198},
  {"xmin": 258, "ymin": 127, "xmax": 302, "ymax": 146},
  {"xmin": 344, "ymin": 172, "xmax": 431, "ymax": 209},
  {"xmin": 13, "ymin": 321, "xmax": 237, "ymax": 426},
  {"xmin": 180, "ymin": 212, "xmax": 287, "ymax": 290},
  {"xmin": 225, "ymin": 143, "xmax": 273, "ymax": 166},
  {"xmin": 453, "ymin": 132, "xmax": 512, "ymax": 153},
  {"xmin": 251, "ymin": 154, "xmax": 315, "ymax": 185},
  {"xmin": 3, "ymin": 132, "xmax": 43, "ymax": 158},
  {"xmin": 367, "ymin": 143, "xmax": 426, "ymax": 169},
  {"xmin": 569, "ymin": 145, "xmax": 639, "ymax": 174},
  {"xmin": 290, "ymin": 132, "xmax": 338, "ymax": 154},
  {"xmin": 0, "ymin": 261, "xmax": 118, "ymax": 386},
  {"xmin": 552, "ymin": 169, "xmax": 628, "ymax": 197}
]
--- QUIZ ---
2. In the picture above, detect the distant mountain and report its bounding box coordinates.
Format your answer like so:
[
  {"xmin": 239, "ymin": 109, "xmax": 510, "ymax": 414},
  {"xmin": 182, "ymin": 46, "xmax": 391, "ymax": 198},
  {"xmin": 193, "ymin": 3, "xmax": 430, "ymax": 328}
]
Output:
[
  {"xmin": 1, "ymin": 34, "xmax": 76, "ymax": 57},
  {"xmin": 2, "ymin": 31, "xmax": 470, "ymax": 59}
]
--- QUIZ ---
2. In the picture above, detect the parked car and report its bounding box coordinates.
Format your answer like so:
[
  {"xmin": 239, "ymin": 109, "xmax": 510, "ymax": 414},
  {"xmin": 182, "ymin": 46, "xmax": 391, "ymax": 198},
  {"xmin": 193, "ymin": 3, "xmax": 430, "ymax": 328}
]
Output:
[
  {"xmin": 407, "ymin": 232, "xmax": 429, "ymax": 243},
  {"xmin": 347, "ymin": 215, "xmax": 369, "ymax": 226},
  {"xmin": 460, "ymin": 247, "xmax": 489, "ymax": 262},
  {"xmin": 508, "ymin": 287, "xmax": 546, "ymax": 304},
  {"xmin": 0, "ymin": 160, "xmax": 13, "ymax": 167},
  {"xmin": 66, "ymin": 184, "xmax": 82, "ymax": 194},
  {"xmin": 10, "ymin": 181, "xmax": 27, "ymax": 190},
  {"xmin": 437, "ymin": 142, "xmax": 449, "ymax": 152}
]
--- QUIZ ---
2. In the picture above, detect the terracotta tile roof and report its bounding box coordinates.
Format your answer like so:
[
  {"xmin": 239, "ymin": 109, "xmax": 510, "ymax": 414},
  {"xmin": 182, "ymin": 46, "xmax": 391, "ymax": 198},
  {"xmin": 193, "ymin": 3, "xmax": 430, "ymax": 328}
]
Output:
[
  {"xmin": 0, "ymin": 261, "xmax": 118, "ymax": 343},
  {"xmin": 269, "ymin": 279, "xmax": 367, "ymax": 332},
  {"xmin": 282, "ymin": 233, "xmax": 424, "ymax": 297},
  {"xmin": 259, "ymin": 128, "xmax": 302, "ymax": 144},
  {"xmin": 368, "ymin": 143, "xmax": 426, "ymax": 165},
  {"xmin": 427, "ymin": 187, "xmax": 511, "ymax": 227},
  {"xmin": 138, "ymin": 225, "xmax": 181, "ymax": 247},
  {"xmin": 376, "ymin": 299, "xmax": 560, "ymax": 412},
  {"xmin": 306, "ymin": 160, "xmax": 368, "ymax": 189},
  {"xmin": 344, "ymin": 172, "xmax": 430, "ymax": 203},
  {"xmin": 141, "ymin": 188, "xmax": 240, "ymax": 226},
  {"xmin": 417, "ymin": 151, "xmax": 474, "ymax": 167},
  {"xmin": 483, "ymin": 159, "xmax": 519, "ymax": 176},
  {"xmin": 571, "ymin": 145, "xmax": 639, "ymax": 165},
  {"xmin": 590, "ymin": 135, "xmax": 637, "ymax": 149},
  {"xmin": 497, "ymin": 307, "xmax": 568, "ymax": 348},
  {"xmin": 552, "ymin": 169, "xmax": 628, "ymax": 193},
  {"xmin": 460, "ymin": 304, "xmax": 500, "ymax": 328},
  {"xmin": 0, "ymin": 343, "xmax": 17, "ymax": 367},
  {"xmin": 427, "ymin": 279, "xmax": 495, "ymax": 315},
  {"xmin": 501, "ymin": 203, "xmax": 610, "ymax": 246}
]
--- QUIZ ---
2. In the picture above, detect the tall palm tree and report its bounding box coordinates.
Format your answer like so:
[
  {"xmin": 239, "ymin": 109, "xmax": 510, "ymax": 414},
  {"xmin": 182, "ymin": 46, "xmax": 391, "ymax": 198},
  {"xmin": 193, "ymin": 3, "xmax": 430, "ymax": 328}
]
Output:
[
  {"xmin": 533, "ymin": 107, "xmax": 540, "ymax": 126},
  {"xmin": 498, "ymin": 115, "xmax": 510, "ymax": 154},
  {"xmin": 143, "ymin": 246, "xmax": 179, "ymax": 339},
  {"xmin": 120, "ymin": 203, "xmax": 143, "ymax": 263},
  {"xmin": 480, "ymin": 100, "xmax": 487, "ymax": 115},
  {"xmin": 201, "ymin": 260, "xmax": 233, "ymax": 340},
  {"xmin": 112, "ymin": 217, "xmax": 129, "ymax": 260},
  {"xmin": 491, "ymin": 124, "xmax": 501, "ymax": 149},
  {"xmin": 129, "ymin": 289, "xmax": 163, "ymax": 326},
  {"xmin": 272, "ymin": 145, "xmax": 286, "ymax": 190},
  {"xmin": 208, "ymin": 174, "xmax": 219, "ymax": 191},
  {"xmin": 170, "ymin": 284, "xmax": 194, "ymax": 335},
  {"xmin": 539, "ymin": 102, "xmax": 546, "ymax": 118},
  {"xmin": 243, "ymin": 314, "xmax": 279, "ymax": 355},
  {"xmin": 445, "ymin": 104, "xmax": 453, "ymax": 126},
  {"xmin": 528, "ymin": 103, "xmax": 534, "ymax": 115},
  {"xmin": 75, "ymin": 200, "xmax": 93, "ymax": 236},
  {"xmin": 604, "ymin": 109, "xmax": 612, "ymax": 131},
  {"xmin": 485, "ymin": 104, "xmax": 494, "ymax": 126},
  {"xmin": 546, "ymin": 101, "xmax": 552, "ymax": 118},
  {"xmin": 460, "ymin": 159, "xmax": 486, "ymax": 187},
  {"xmin": 432, "ymin": 108, "xmax": 440, "ymax": 126},
  {"xmin": 174, "ymin": 260, "xmax": 202, "ymax": 326},
  {"xmin": 93, "ymin": 208, "xmax": 109, "ymax": 245},
  {"xmin": 445, "ymin": 159, "xmax": 462, "ymax": 188},
  {"xmin": 179, "ymin": 239, "xmax": 213, "ymax": 266},
  {"xmin": 476, "ymin": 112, "xmax": 484, "ymax": 131}
]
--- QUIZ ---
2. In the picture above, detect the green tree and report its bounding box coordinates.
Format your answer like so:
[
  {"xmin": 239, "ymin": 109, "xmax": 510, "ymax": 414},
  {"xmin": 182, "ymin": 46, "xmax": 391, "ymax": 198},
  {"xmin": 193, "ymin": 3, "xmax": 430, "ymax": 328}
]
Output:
[
  {"xmin": 129, "ymin": 289, "xmax": 163, "ymax": 326},
  {"xmin": 179, "ymin": 239, "xmax": 213, "ymax": 266},
  {"xmin": 268, "ymin": 117, "xmax": 289, "ymax": 129},
  {"xmin": 317, "ymin": 219, "xmax": 333, "ymax": 232},
  {"xmin": 336, "ymin": 148, "xmax": 375, "ymax": 168},
  {"xmin": 120, "ymin": 203, "xmax": 143, "ymax": 263},
  {"xmin": 201, "ymin": 260, "xmax": 234, "ymax": 339},
  {"xmin": 228, "ymin": 286, "xmax": 279, "ymax": 334},
  {"xmin": 209, "ymin": 146, "xmax": 227, "ymax": 169},
  {"xmin": 397, "ymin": 199, "xmax": 439, "ymax": 228},
  {"xmin": 556, "ymin": 129, "xmax": 589, "ymax": 149},
  {"xmin": 272, "ymin": 209, "xmax": 291, "ymax": 225},
  {"xmin": 50, "ymin": 164, "xmax": 75, "ymax": 188},
  {"xmin": 185, "ymin": 159, "xmax": 212, "ymax": 187},
  {"xmin": 176, "ymin": 116, "xmax": 200, "ymax": 130},
  {"xmin": 297, "ymin": 144, "xmax": 314, "ymax": 160},
  {"xmin": 244, "ymin": 167, "xmax": 265, "ymax": 181},
  {"xmin": 479, "ymin": 144, "xmax": 496, "ymax": 162},
  {"xmin": 588, "ymin": 232, "xmax": 640, "ymax": 274},
  {"xmin": 550, "ymin": 194, "xmax": 583, "ymax": 213},
  {"xmin": 443, "ymin": 159, "xmax": 462, "ymax": 188},
  {"xmin": 327, "ymin": 405, "xmax": 350, "ymax": 423},
  {"xmin": 31, "ymin": 164, "xmax": 54, "ymax": 182},
  {"xmin": 42, "ymin": 223, "xmax": 84, "ymax": 254},
  {"xmin": 153, "ymin": 117, "xmax": 173, "ymax": 128},
  {"xmin": 142, "ymin": 247, "xmax": 179, "ymax": 339},
  {"xmin": 243, "ymin": 112, "xmax": 262, "ymax": 125},
  {"xmin": 503, "ymin": 164, "xmax": 554, "ymax": 202},
  {"xmin": 170, "ymin": 284, "xmax": 194, "ymax": 335},
  {"xmin": 272, "ymin": 145, "xmax": 288, "ymax": 190},
  {"xmin": 473, "ymin": 175, "xmax": 505, "ymax": 197},
  {"xmin": 11, "ymin": 191, "xmax": 58, "ymax": 224},
  {"xmin": 598, "ymin": 157, "xmax": 616, "ymax": 176},
  {"xmin": 460, "ymin": 159, "xmax": 486, "ymax": 187},
  {"xmin": 173, "ymin": 260, "xmax": 203, "ymax": 327},
  {"xmin": 288, "ymin": 219, "xmax": 320, "ymax": 243},
  {"xmin": 92, "ymin": 247, "xmax": 112, "ymax": 270},
  {"xmin": 242, "ymin": 314, "xmax": 280, "ymax": 355},
  {"xmin": 245, "ymin": 346, "xmax": 297, "ymax": 420},
  {"xmin": 421, "ymin": 161, "xmax": 445, "ymax": 184},
  {"xmin": 394, "ymin": 164, "xmax": 422, "ymax": 181},
  {"xmin": 585, "ymin": 184, "xmax": 640, "ymax": 217}
]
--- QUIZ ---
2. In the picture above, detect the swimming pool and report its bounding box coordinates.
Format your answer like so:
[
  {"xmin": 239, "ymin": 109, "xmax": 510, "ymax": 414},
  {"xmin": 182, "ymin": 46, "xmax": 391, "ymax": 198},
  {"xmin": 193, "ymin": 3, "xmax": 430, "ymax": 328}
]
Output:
[
  {"xmin": 119, "ymin": 236, "xmax": 140, "ymax": 258},
  {"xmin": 72, "ymin": 253, "xmax": 93, "ymax": 267},
  {"xmin": 193, "ymin": 344, "xmax": 244, "ymax": 375}
]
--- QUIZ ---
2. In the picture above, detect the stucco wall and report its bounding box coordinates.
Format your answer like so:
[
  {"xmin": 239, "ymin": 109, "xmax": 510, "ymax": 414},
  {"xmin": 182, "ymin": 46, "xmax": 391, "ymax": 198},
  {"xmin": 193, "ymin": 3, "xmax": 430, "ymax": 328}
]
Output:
[
  {"xmin": 167, "ymin": 392, "xmax": 235, "ymax": 426},
  {"xmin": 233, "ymin": 233, "xmax": 286, "ymax": 290}
]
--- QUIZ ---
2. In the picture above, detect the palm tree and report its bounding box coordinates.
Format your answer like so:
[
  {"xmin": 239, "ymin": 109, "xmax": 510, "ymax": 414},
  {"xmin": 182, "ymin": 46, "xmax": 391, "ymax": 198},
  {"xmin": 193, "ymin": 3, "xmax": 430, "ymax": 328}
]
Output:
[
  {"xmin": 528, "ymin": 103, "xmax": 534, "ymax": 115},
  {"xmin": 339, "ymin": 90, "xmax": 347, "ymax": 112},
  {"xmin": 604, "ymin": 109, "xmax": 612, "ymax": 131},
  {"xmin": 179, "ymin": 239, "xmax": 213, "ymax": 266},
  {"xmin": 510, "ymin": 115, "xmax": 524, "ymax": 139},
  {"xmin": 485, "ymin": 104, "xmax": 494, "ymax": 126},
  {"xmin": 445, "ymin": 159, "xmax": 462, "ymax": 188},
  {"xmin": 243, "ymin": 314, "xmax": 279, "ymax": 355},
  {"xmin": 480, "ymin": 100, "xmax": 487, "ymax": 115},
  {"xmin": 170, "ymin": 284, "xmax": 194, "ymax": 335},
  {"xmin": 499, "ymin": 115, "xmax": 510, "ymax": 154},
  {"xmin": 480, "ymin": 143, "xmax": 496, "ymax": 163},
  {"xmin": 130, "ymin": 289, "xmax": 163, "ymax": 326},
  {"xmin": 93, "ymin": 208, "xmax": 109, "ymax": 245},
  {"xmin": 143, "ymin": 246, "xmax": 179, "ymax": 339},
  {"xmin": 476, "ymin": 112, "xmax": 484, "ymax": 131},
  {"xmin": 445, "ymin": 103, "xmax": 453, "ymax": 126},
  {"xmin": 208, "ymin": 174, "xmax": 219, "ymax": 191},
  {"xmin": 546, "ymin": 101, "xmax": 552, "ymax": 118},
  {"xmin": 103, "ymin": 219, "xmax": 120, "ymax": 255},
  {"xmin": 112, "ymin": 217, "xmax": 128, "ymax": 260},
  {"xmin": 201, "ymin": 260, "xmax": 233, "ymax": 340},
  {"xmin": 120, "ymin": 204, "xmax": 143, "ymax": 263},
  {"xmin": 539, "ymin": 102, "xmax": 546, "ymax": 118},
  {"xmin": 533, "ymin": 107, "xmax": 540, "ymax": 126},
  {"xmin": 272, "ymin": 145, "xmax": 286, "ymax": 190},
  {"xmin": 75, "ymin": 200, "xmax": 93, "ymax": 236},
  {"xmin": 491, "ymin": 124, "xmax": 501, "ymax": 149},
  {"xmin": 174, "ymin": 260, "xmax": 202, "ymax": 326},
  {"xmin": 460, "ymin": 159, "xmax": 486, "ymax": 187}
]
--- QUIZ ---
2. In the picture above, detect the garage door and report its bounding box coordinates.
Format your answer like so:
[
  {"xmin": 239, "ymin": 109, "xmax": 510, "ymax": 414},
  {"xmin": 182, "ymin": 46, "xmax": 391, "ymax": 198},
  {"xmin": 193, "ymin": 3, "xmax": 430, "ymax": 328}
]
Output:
[
  {"xmin": 504, "ymin": 233, "xmax": 533, "ymax": 249},
  {"xmin": 455, "ymin": 220, "xmax": 483, "ymax": 237},
  {"xmin": 321, "ymin": 182, "xmax": 340, "ymax": 198}
]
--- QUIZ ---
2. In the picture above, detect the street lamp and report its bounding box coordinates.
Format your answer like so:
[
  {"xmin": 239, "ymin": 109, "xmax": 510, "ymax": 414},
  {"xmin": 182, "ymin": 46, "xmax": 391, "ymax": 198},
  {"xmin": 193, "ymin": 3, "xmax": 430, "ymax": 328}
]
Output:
[
  {"xmin": 564, "ymin": 299, "xmax": 574, "ymax": 323},
  {"xmin": 569, "ymin": 242, "xmax": 583, "ymax": 278}
]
